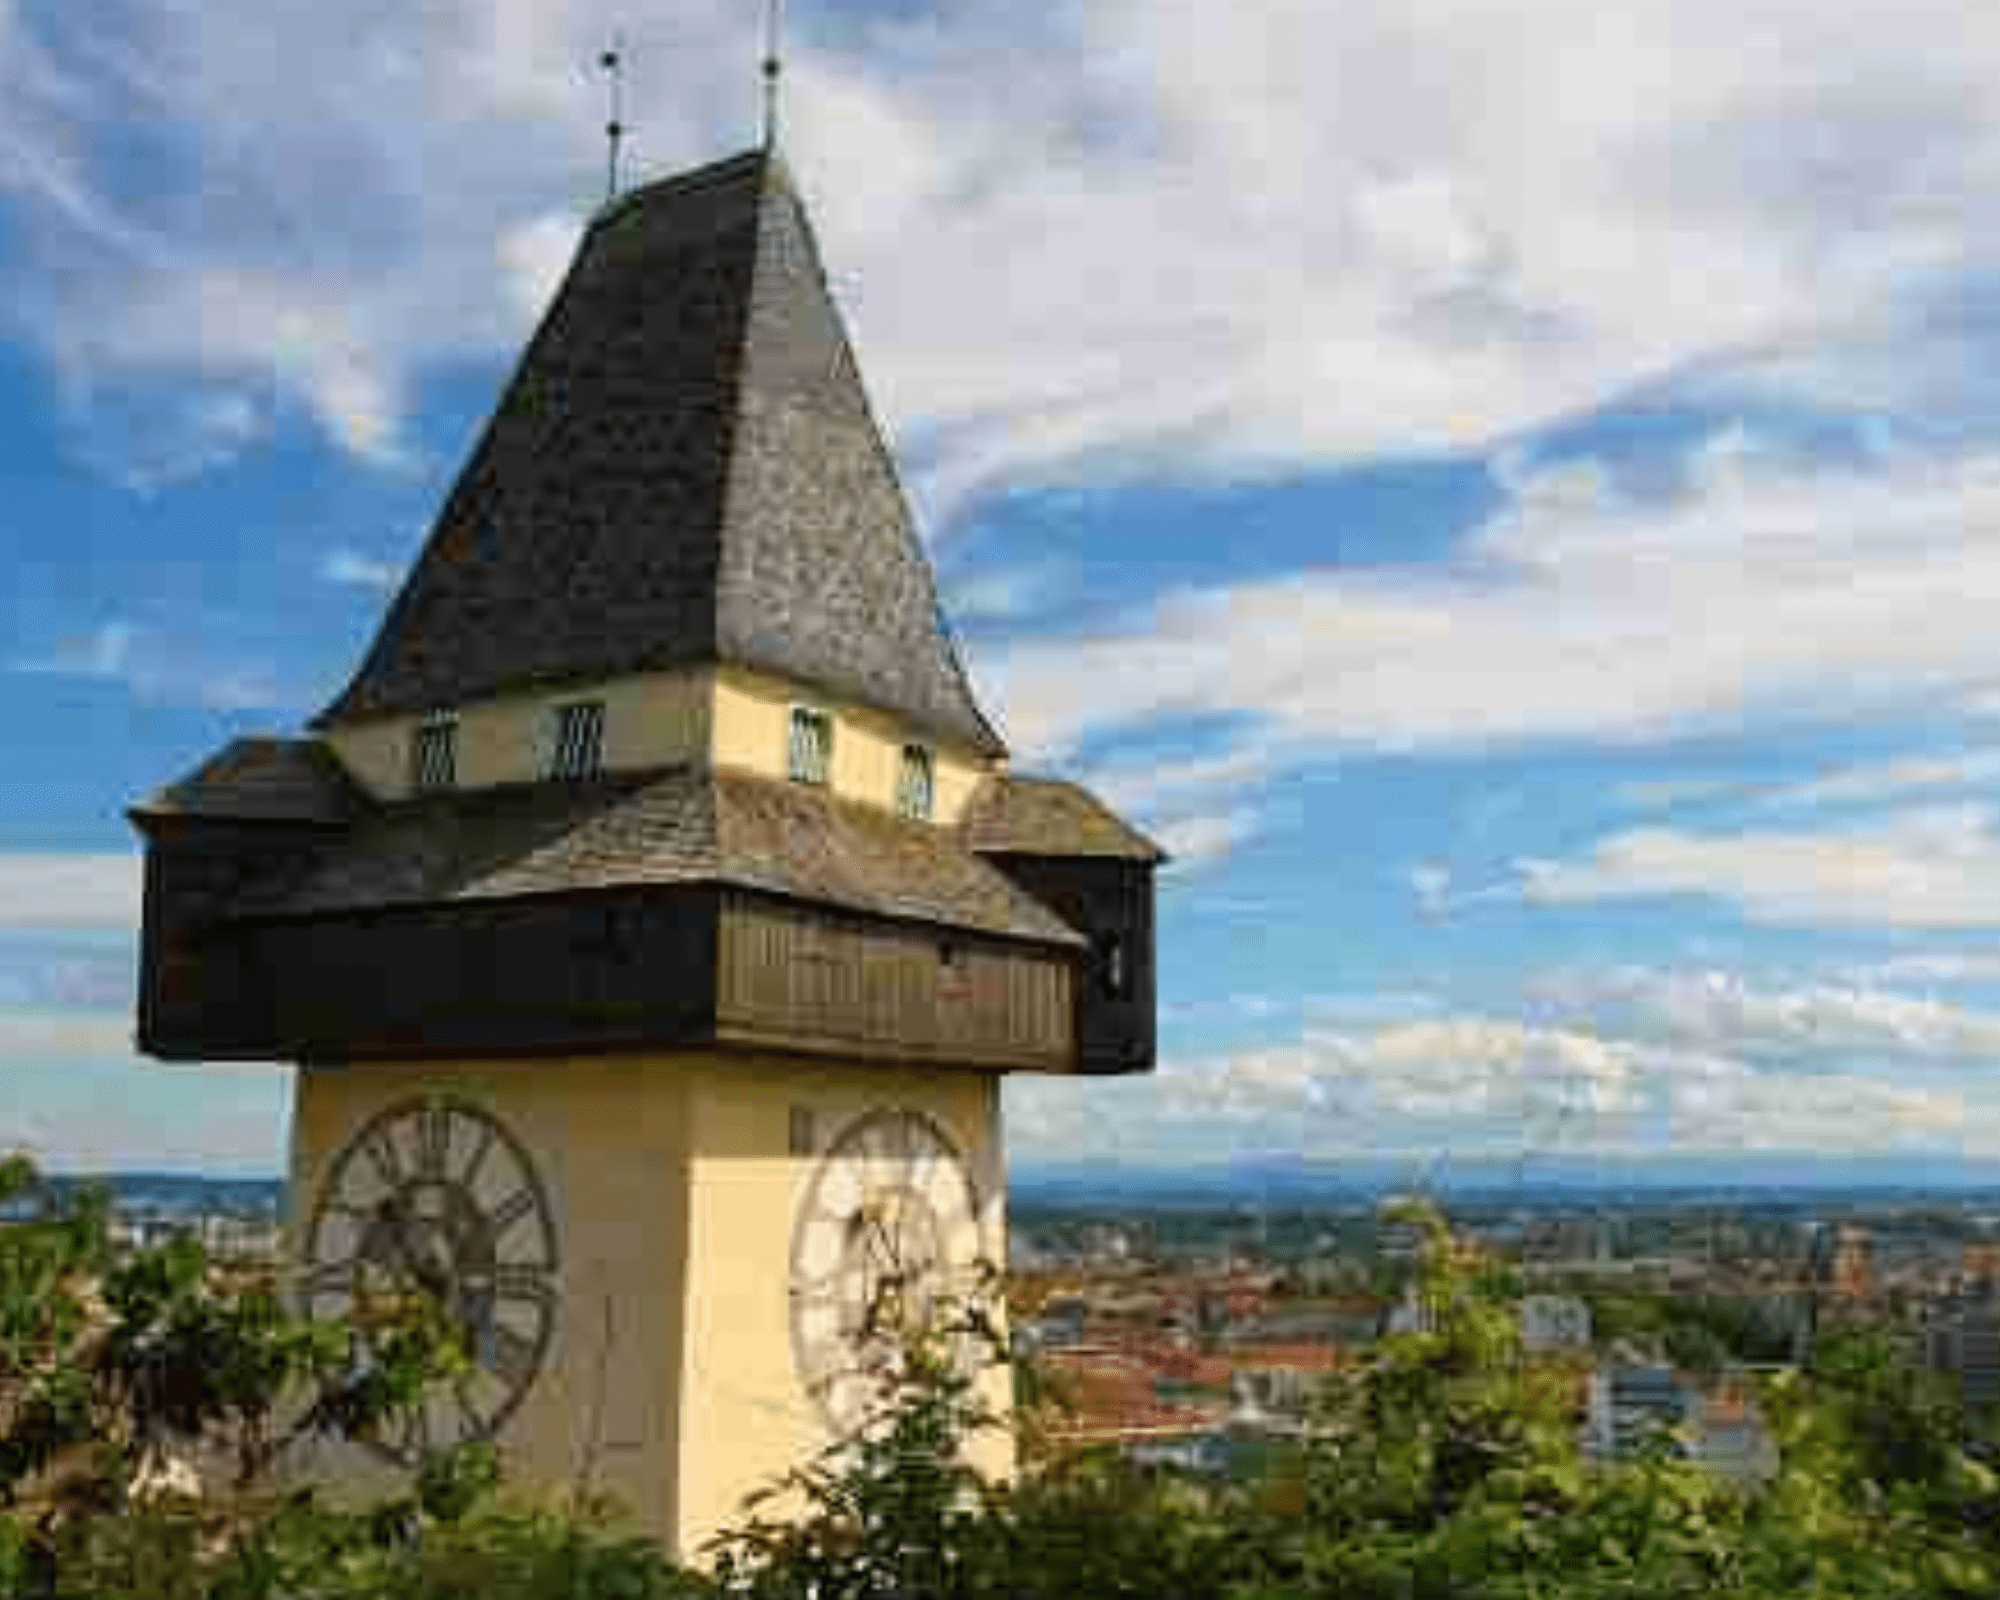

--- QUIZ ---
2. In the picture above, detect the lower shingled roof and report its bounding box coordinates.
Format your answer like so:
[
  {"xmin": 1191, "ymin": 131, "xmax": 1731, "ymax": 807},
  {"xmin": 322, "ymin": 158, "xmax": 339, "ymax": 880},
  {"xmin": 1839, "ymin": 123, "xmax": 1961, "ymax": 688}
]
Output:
[
  {"xmin": 227, "ymin": 763, "xmax": 1085, "ymax": 948},
  {"xmin": 962, "ymin": 774, "xmax": 1165, "ymax": 862},
  {"xmin": 131, "ymin": 738, "xmax": 364, "ymax": 826}
]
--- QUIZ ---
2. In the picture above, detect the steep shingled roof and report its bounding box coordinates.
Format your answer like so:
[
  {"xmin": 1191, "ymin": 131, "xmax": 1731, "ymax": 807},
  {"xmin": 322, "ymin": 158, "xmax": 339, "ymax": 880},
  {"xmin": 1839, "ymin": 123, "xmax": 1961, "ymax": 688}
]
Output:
[
  {"xmin": 227, "ymin": 763, "xmax": 1083, "ymax": 948},
  {"xmin": 312, "ymin": 149, "xmax": 1001, "ymax": 757}
]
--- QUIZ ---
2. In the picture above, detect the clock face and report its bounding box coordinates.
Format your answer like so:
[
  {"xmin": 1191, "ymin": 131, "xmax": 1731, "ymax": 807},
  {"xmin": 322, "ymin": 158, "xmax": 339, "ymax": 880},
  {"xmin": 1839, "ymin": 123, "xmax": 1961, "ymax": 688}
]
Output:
[
  {"xmin": 789, "ymin": 1108, "xmax": 987, "ymax": 1437},
  {"xmin": 301, "ymin": 1096, "xmax": 560, "ymax": 1464}
]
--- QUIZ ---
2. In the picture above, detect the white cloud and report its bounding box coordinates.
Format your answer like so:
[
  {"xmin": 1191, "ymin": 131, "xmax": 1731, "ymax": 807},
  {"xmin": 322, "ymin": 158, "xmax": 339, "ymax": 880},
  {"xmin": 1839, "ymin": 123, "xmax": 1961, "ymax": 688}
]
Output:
[
  {"xmin": 1617, "ymin": 747, "xmax": 2000, "ymax": 815},
  {"xmin": 1507, "ymin": 804, "xmax": 2000, "ymax": 929},
  {"xmin": 1613, "ymin": 775, "xmax": 1752, "ymax": 811},
  {"xmin": 0, "ymin": 855, "xmax": 140, "ymax": 931},
  {"xmin": 2, "ymin": 0, "xmax": 2000, "ymax": 499},
  {"xmin": 321, "ymin": 547, "xmax": 402, "ymax": 591},
  {"xmin": 1085, "ymin": 739, "xmax": 1283, "ymax": 820},
  {"xmin": 1411, "ymin": 863, "xmax": 1452, "ymax": 917},
  {"xmin": 1152, "ymin": 806, "xmax": 1260, "ymax": 868},
  {"xmin": 52, "ymin": 381, "xmax": 270, "ymax": 491},
  {"xmin": 988, "ymin": 439, "xmax": 2000, "ymax": 773},
  {"xmin": 496, "ymin": 211, "xmax": 583, "ymax": 325},
  {"xmin": 940, "ymin": 562, "xmax": 1074, "ymax": 626},
  {"xmin": 1773, "ymin": 749, "xmax": 2000, "ymax": 810},
  {"xmin": 13, "ymin": 619, "xmax": 282, "ymax": 710},
  {"xmin": 1007, "ymin": 1006, "xmax": 1994, "ymax": 1167},
  {"xmin": 1862, "ymin": 951, "xmax": 2000, "ymax": 987},
  {"xmin": 1527, "ymin": 964, "xmax": 2000, "ymax": 1066}
]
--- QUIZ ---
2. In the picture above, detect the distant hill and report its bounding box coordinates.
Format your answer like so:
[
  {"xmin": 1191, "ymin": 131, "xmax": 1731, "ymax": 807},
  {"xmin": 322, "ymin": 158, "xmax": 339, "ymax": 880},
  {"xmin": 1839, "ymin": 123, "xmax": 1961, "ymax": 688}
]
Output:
[{"xmin": 1010, "ymin": 1151, "xmax": 2000, "ymax": 1209}]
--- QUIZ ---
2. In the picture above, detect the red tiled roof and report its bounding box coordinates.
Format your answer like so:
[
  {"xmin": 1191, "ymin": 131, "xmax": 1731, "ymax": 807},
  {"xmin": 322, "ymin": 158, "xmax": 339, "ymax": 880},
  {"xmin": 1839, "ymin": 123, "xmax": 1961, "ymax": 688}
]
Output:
[{"xmin": 1231, "ymin": 1342, "xmax": 1349, "ymax": 1373}]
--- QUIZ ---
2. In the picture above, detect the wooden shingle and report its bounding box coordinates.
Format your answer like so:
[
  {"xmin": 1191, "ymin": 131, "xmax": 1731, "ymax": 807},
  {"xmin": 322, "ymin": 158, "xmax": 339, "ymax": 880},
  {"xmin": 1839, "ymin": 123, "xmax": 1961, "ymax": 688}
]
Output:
[
  {"xmin": 225, "ymin": 763, "xmax": 1082, "ymax": 948},
  {"xmin": 130, "ymin": 738, "xmax": 363, "ymax": 826},
  {"xmin": 963, "ymin": 775, "xmax": 1165, "ymax": 861}
]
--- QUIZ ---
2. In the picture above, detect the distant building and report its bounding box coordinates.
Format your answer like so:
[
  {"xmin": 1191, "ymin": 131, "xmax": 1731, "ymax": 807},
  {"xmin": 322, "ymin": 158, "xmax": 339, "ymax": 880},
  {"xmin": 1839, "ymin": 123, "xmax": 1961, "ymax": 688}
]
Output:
[
  {"xmin": 1927, "ymin": 1290, "xmax": 2000, "ymax": 1413},
  {"xmin": 1024, "ymin": 1296, "xmax": 1089, "ymax": 1350},
  {"xmin": 1119, "ymin": 1400, "xmax": 1305, "ymax": 1480},
  {"xmin": 1233, "ymin": 1366, "xmax": 1311, "ymax": 1415},
  {"xmin": 1375, "ymin": 1201, "xmax": 1426, "ymax": 1262},
  {"xmin": 1522, "ymin": 1294, "xmax": 1593, "ymax": 1353},
  {"xmin": 1123, "ymin": 1430, "xmax": 1235, "ymax": 1476},
  {"xmin": 1586, "ymin": 1364, "xmax": 1691, "ymax": 1462},
  {"xmin": 1963, "ymin": 1242, "xmax": 2000, "ymax": 1295},
  {"xmin": 1380, "ymin": 1286, "xmax": 1442, "ymax": 1337},
  {"xmin": 1243, "ymin": 1304, "xmax": 1381, "ymax": 1347},
  {"xmin": 1690, "ymin": 1382, "xmax": 1780, "ymax": 1487},
  {"xmin": 1217, "ymin": 1344, "xmax": 1344, "ymax": 1422},
  {"xmin": 1827, "ymin": 1225, "xmax": 1874, "ymax": 1301}
]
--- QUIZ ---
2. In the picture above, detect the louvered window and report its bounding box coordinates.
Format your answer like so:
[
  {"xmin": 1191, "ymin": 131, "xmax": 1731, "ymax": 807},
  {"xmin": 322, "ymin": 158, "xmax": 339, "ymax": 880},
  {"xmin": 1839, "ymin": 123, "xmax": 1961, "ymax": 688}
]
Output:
[
  {"xmin": 896, "ymin": 744, "xmax": 935, "ymax": 820},
  {"xmin": 789, "ymin": 706, "xmax": 831, "ymax": 786},
  {"xmin": 548, "ymin": 700, "xmax": 606, "ymax": 779},
  {"xmin": 410, "ymin": 715, "xmax": 457, "ymax": 792}
]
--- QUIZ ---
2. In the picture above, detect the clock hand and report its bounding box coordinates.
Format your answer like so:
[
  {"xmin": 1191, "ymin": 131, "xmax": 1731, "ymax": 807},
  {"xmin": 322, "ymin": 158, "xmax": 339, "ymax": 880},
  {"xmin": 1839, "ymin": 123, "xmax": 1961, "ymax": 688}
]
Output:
[
  {"xmin": 374, "ymin": 1198, "xmax": 451, "ymax": 1302},
  {"xmin": 872, "ymin": 1201, "xmax": 906, "ymax": 1271}
]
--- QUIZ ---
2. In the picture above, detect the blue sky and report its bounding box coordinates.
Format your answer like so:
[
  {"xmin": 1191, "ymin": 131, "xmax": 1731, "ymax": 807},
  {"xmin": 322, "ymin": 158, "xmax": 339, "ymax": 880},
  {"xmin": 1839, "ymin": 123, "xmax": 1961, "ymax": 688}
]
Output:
[{"xmin": 9, "ymin": 0, "xmax": 2000, "ymax": 1180}]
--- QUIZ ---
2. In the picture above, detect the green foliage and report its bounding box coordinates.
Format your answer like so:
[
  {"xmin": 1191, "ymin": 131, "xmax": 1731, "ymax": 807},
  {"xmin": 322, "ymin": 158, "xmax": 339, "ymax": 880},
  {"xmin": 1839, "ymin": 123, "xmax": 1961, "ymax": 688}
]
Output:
[
  {"xmin": 1587, "ymin": 1288, "xmax": 1801, "ymax": 1370},
  {"xmin": 11, "ymin": 1158, "xmax": 2000, "ymax": 1600},
  {"xmin": 703, "ymin": 1267, "xmax": 1014, "ymax": 1598},
  {"xmin": 0, "ymin": 1155, "xmax": 697, "ymax": 1600}
]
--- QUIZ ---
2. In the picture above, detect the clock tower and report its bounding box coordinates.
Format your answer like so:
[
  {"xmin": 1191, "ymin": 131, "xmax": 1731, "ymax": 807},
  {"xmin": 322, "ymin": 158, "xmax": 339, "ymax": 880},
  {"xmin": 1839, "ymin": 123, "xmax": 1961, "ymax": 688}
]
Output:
[{"xmin": 128, "ymin": 148, "xmax": 1159, "ymax": 1563}]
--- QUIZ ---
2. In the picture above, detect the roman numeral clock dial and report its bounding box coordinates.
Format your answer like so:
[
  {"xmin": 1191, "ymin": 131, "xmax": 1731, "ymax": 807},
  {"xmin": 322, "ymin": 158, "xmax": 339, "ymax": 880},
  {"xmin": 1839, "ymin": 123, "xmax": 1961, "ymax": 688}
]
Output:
[
  {"xmin": 301, "ymin": 1096, "xmax": 560, "ymax": 1464},
  {"xmin": 789, "ymin": 1108, "xmax": 987, "ymax": 1438}
]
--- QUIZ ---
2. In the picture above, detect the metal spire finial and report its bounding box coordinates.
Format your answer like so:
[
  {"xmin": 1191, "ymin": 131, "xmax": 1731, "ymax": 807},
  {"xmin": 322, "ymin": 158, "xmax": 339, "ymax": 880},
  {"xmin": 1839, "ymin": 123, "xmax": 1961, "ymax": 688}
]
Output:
[
  {"xmin": 600, "ymin": 36, "xmax": 626, "ymax": 201},
  {"xmin": 761, "ymin": 0, "xmax": 785, "ymax": 150}
]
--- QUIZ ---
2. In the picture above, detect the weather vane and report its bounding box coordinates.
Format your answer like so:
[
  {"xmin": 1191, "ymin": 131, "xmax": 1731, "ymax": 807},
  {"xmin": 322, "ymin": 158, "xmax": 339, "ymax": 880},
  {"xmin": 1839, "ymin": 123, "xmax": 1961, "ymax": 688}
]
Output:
[
  {"xmin": 600, "ymin": 34, "xmax": 626, "ymax": 201},
  {"xmin": 761, "ymin": 0, "xmax": 785, "ymax": 150}
]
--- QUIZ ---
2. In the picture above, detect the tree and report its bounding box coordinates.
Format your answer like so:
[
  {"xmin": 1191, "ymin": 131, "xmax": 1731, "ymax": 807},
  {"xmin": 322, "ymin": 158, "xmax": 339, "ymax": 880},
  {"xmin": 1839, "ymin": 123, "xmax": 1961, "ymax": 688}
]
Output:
[{"xmin": 0, "ymin": 1154, "xmax": 704, "ymax": 1599}]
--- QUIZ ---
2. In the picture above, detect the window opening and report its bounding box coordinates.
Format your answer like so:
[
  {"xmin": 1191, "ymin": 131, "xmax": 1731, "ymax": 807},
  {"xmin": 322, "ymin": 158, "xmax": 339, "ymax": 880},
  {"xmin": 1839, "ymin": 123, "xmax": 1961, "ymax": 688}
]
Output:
[
  {"xmin": 789, "ymin": 1105, "xmax": 816, "ymax": 1158},
  {"xmin": 1101, "ymin": 932, "xmax": 1128, "ymax": 999},
  {"xmin": 411, "ymin": 714, "xmax": 457, "ymax": 792},
  {"xmin": 897, "ymin": 743, "xmax": 936, "ymax": 820},
  {"xmin": 789, "ymin": 706, "xmax": 832, "ymax": 786},
  {"xmin": 549, "ymin": 700, "xmax": 606, "ymax": 779}
]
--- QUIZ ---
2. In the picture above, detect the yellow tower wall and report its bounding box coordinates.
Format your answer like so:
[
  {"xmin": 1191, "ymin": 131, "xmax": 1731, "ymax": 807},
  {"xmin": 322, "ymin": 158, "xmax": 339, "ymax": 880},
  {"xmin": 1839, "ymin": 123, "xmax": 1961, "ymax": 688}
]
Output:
[
  {"xmin": 287, "ymin": 1051, "xmax": 1013, "ymax": 1568},
  {"xmin": 287, "ymin": 1055, "xmax": 696, "ymax": 1529},
  {"xmin": 324, "ymin": 665, "xmax": 991, "ymax": 825},
  {"xmin": 323, "ymin": 670, "xmax": 712, "ymax": 800},
  {"xmin": 673, "ymin": 1058, "xmax": 1013, "ymax": 1561},
  {"xmin": 710, "ymin": 666, "xmax": 990, "ymax": 823}
]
